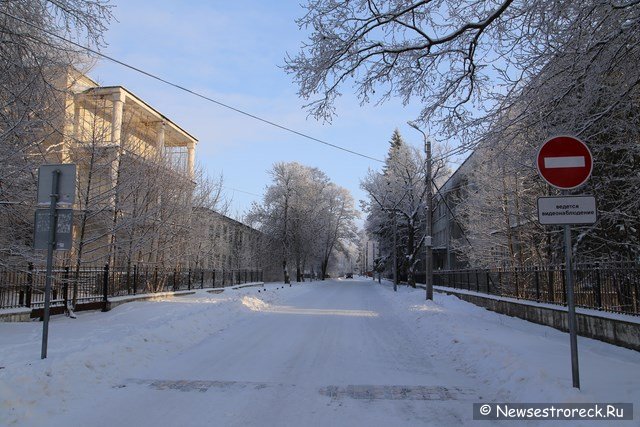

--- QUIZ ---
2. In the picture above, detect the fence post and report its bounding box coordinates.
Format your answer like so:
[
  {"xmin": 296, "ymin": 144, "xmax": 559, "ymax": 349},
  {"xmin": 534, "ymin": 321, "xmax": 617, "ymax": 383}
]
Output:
[
  {"xmin": 486, "ymin": 271, "xmax": 491, "ymax": 294},
  {"xmin": 102, "ymin": 264, "xmax": 109, "ymax": 312},
  {"xmin": 188, "ymin": 268, "xmax": 191, "ymax": 291},
  {"xmin": 26, "ymin": 263, "xmax": 33, "ymax": 308},
  {"xmin": 612, "ymin": 271, "xmax": 620, "ymax": 311},
  {"xmin": 594, "ymin": 264, "xmax": 602, "ymax": 309},
  {"xmin": 133, "ymin": 265, "xmax": 138, "ymax": 295},
  {"xmin": 213, "ymin": 269, "xmax": 216, "ymax": 288},
  {"xmin": 548, "ymin": 268, "xmax": 555, "ymax": 303},
  {"xmin": 534, "ymin": 267, "xmax": 540, "ymax": 302},
  {"xmin": 200, "ymin": 270, "xmax": 204, "ymax": 289},
  {"xmin": 466, "ymin": 270, "xmax": 470, "ymax": 291},
  {"xmin": 125, "ymin": 264, "xmax": 131, "ymax": 295},
  {"xmin": 222, "ymin": 269, "xmax": 226, "ymax": 287},
  {"xmin": 475, "ymin": 269, "xmax": 479, "ymax": 292},
  {"xmin": 173, "ymin": 268, "xmax": 178, "ymax": 291}
]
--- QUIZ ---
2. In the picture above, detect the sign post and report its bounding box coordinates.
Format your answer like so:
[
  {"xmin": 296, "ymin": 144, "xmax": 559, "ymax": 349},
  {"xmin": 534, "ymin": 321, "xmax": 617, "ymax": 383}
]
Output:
[
  {"xmin": 536, "ymin": 136, "xmax": 594, "ymax": 390},
  {"xmin": 40, "ymin": 169, "xmax": 59, "ymax": 360},
  {"xmin": 36, "ymin": 164, "xmax": 76, "ymax": 359}
]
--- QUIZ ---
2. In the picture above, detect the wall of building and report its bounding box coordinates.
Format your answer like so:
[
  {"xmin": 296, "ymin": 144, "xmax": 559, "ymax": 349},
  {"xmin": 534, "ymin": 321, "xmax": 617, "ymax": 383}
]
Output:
[
  {"xmin": 191, "ymin": 208, "xmax": 264, "ymax": 272},
  {"xmin": 432, "ymin": 154, "xmax": 474, "ymax": 271}
]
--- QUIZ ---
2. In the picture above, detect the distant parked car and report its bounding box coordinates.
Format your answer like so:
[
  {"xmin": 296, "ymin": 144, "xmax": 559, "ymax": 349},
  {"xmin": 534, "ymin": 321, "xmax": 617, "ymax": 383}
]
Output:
[{"xmin": 345, "ymin": 273, "xmax": 353, "ymax": 278}]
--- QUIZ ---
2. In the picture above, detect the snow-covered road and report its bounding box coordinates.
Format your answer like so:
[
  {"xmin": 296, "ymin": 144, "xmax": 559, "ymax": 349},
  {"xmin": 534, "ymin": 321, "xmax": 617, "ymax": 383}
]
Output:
[{"xmin": 2, "ymin": 278, "xmax": 639, "ymax": 426}]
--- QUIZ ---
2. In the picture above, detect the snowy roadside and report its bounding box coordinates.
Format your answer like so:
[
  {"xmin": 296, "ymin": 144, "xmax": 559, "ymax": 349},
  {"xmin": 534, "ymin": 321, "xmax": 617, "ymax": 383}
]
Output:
[
  {"xmin": 378, "ymin": 282, "xmax": 640, "ymax": 412},
  {"xmin": 0, "ymin": 283, "xmax": 295, "ymax": 426}
]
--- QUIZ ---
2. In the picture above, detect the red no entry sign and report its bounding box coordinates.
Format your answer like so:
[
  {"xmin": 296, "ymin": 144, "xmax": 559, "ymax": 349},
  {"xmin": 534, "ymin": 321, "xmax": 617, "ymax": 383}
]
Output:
[{"xmin": 537, "ymin": 136, "xmax": 593, "ymax": 189}]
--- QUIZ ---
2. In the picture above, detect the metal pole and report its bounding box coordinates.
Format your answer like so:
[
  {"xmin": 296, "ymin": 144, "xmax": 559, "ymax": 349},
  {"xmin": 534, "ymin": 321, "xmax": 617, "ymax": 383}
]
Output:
[
  {"xmin": 42, "ymin": 169, "xmax": 60, "ymax": 359},
  {"xmin": 564, "ymin": 223, "xmax": 580, "ymax": 389},
  {"xmin": 409, "ymin": 122, "xmax": 433, "ymax": 300},
  {"xmin": 425, "ymin": 134, "xmax": 433, "ymax": 300},
  {"xmin": 102, "ymin": 264, "xmax": 109, "ymax": 312}
]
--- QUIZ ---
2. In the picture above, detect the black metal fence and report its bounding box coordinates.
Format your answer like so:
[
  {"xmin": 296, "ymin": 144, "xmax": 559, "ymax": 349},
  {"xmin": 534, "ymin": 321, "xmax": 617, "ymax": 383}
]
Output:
[
  {"xmin": 434, "ymin": 263, "xmax": 640, "ymax": 315},
  {"xmin": 0, "ymin": 264, "xmax": 263, "ymax": 310}
]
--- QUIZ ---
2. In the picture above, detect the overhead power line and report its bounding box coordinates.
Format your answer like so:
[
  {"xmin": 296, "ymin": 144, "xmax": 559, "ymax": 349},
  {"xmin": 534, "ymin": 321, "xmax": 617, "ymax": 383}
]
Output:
[
  {"xmin": 223, "ymin": 186, "xmax": 262, "ymax": 197},
  {"xmin": 1, "ymin": 11, "xmax": 383, "ymax": 163}
]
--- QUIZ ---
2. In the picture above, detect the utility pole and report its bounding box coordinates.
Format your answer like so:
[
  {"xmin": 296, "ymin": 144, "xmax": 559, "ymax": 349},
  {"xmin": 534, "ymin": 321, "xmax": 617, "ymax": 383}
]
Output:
[{"xmin": 408, "ymin": 122, "xmax": 433, "ymax": 300}]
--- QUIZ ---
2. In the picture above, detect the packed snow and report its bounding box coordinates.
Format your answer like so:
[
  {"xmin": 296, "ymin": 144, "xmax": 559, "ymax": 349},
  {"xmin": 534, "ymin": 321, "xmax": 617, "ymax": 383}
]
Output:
[{"xmin": 1, "ymin": 278, "xmax": 638, "ymax": 426}]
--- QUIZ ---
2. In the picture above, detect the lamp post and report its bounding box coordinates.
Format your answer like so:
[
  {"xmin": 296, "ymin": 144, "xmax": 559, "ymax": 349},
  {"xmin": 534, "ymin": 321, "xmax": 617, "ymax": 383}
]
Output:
[{"xmin": 408, "ymin": 122, "xmax": 433, "ymax": 300}]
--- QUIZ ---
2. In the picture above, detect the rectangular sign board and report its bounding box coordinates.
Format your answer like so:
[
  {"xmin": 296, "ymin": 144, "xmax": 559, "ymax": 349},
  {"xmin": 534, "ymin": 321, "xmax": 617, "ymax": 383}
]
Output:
[
  {"xmin": 537, "ymin": 196, "xmax": 597, "ymax": 225},
  {"xmin": 37, "ymin": 164, "xmax": 76, "ymax": 207},
  {"xmin": 34, "ymin": 209, "xmax": 74, "ymax": 250}
]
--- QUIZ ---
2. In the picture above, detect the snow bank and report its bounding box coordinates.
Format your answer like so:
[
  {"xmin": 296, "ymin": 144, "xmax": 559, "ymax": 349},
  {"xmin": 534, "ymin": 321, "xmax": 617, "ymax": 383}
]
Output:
[
  {"xmin": 0, "ymin": 284, "xmax": 289, "ymax": 426},
  {"xmin": 383, "ymin": 283, "xmax": 640, "ymax": 408}
]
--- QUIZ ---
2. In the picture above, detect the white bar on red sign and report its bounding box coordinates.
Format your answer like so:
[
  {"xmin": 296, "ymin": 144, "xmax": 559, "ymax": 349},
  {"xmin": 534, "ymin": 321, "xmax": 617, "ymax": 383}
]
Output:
[{"xmin": 543, "ymin": 156, "xmax": 585, "ymax": 169}]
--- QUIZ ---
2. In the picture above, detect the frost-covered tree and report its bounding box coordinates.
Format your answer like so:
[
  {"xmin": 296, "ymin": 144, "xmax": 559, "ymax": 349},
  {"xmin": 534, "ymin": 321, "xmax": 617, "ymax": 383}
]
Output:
[
  {"xmin": 452, "ymin": 3, "xmax": 640, "ymax": 265},
  {"xmin": 288, "ymin": 1, "xmax": 639, "ymax": 265},
  {"xmin": 285, "ymin": 1, "xmax": 640, "ymax": 143},
  {"xmin": 452, "ymin": 133, "xmax": 546, "ymax": 268},
  {"xmin": 0, "ymin": 1, "xmax": 113, "ymax": 266},
  {"xmin": 247, "ymin": 162, "xmax": 358, "ymax": 282},
  {"xmin": 187, "ymin": 171, "xmax": 228, "ymax": 270},
  {"xmin": 317, "ymin": 183, "xmax": 359, "ymax": 279},
  {"xmin": 361, "ymin": 129, "xmax": 449, "ymax": 286}
]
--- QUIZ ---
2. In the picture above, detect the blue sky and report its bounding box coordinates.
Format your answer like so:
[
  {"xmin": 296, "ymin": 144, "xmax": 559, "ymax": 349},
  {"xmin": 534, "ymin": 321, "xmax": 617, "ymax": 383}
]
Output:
[{"xmin": 91, "ymin": 0, "xmax": 430, "ymax": 220}]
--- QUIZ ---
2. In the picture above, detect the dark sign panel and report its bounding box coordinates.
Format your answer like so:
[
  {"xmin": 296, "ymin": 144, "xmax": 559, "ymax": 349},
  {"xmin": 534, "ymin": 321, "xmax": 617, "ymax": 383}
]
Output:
[
  {"xmin": 34, "ymin": 209, "xmax": 73, "ymax": 251},
  {"xmin": 37, "ymin": 164, "xmax": 77, "ymax": 206}
]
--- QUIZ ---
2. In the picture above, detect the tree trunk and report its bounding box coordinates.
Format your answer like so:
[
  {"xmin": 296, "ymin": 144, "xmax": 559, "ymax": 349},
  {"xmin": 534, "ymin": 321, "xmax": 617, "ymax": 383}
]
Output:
[{"xmin": 321, "ymin": 259, "xmax": 328, "ymax": 280}]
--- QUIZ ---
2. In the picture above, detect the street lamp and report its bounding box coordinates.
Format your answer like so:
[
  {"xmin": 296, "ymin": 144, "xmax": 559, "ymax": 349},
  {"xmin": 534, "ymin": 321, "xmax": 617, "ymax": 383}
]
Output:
[{"xmin": 408, "ymin": 121, "xmax": 433, "ymax": 300}]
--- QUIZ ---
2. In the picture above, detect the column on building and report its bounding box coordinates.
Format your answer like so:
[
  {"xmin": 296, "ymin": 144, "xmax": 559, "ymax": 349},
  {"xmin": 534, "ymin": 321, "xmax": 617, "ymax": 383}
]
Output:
[
  {"xmin": 150, "ymin": 120, "xmax": 165, "ymax": 265},
  {"xmin": 111, "ymin": 90, "xmax": 125, "ymax": 145},
  {"xmin": 108, "ymin": 90, "xmax": 126, "ymax": 266},
  {"xmin": 187, "ymin": 141, "xmax": 196, "ymax": 179},
  {"xmin": 110, "ymin": 90, "xmax": 125, "ymax": 202},
  {"xmin": 61, "ymin": 95, "xmax": 80, "ymax": 163},
  {"xmin": 72, "ymin": 99, "xmax": 82, "ymax": 143}
]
